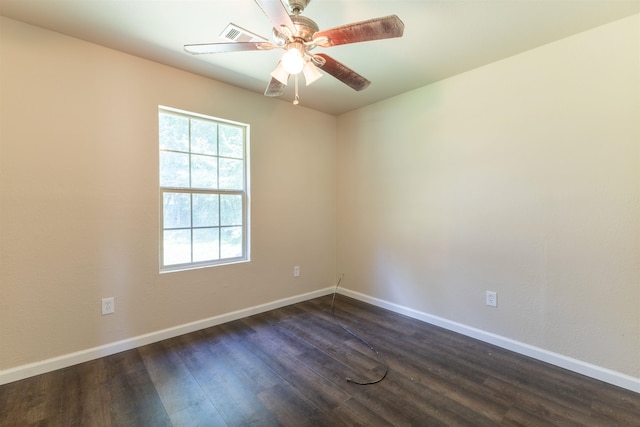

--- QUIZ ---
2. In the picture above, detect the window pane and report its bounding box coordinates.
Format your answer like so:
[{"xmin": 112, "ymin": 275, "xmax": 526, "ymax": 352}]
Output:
[
  {"xmin": 193, "ymin": 228, "xmax": 219, "ymax": 262},
  {"xmin": 219, "ymin": 158, "xmax": 243, "ymax": 190},
  {"xmin": 193, "ymin": 194, "xmax": 219, "ymax": 227},
  {"xmin": 220, "ymin": 195, "xmax": 242, "ymax": 226},
  {"xmin": 164, "ymin": 229, "xmax": 191, "ymax": 265},
  {"xmin": 191, "ymin": 119, "xmax": 217, "ymax": 155},
  {"xmin": 219, "ymin": 125, "xmax": 243, "ymax": 158},
  {"xmin": 159, "ymin": 108, "xmax": 248, "ymax": 270},
  {"xmin": 191, "ymin": 154, "xmax": 217, "ymax": 189},
  {"xmin": 221, "ymin": 226, "xmax": 243, "ymax": 258},
  {"xmin": 159, "ymin": 113, "xmax": 189, "ymax": 151},
  {"xmin": 163, "ymin": 193, "xmax": 191, "ymax": 228},
  {"xmin": 160, "ymin": 151, "xmax": 190, "ymax": 187}
]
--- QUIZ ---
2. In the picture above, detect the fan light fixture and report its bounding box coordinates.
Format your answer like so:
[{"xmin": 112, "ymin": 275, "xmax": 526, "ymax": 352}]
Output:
[{"xmin": 272, "ymin": 59, "xmax": 322, "ymax": 86}]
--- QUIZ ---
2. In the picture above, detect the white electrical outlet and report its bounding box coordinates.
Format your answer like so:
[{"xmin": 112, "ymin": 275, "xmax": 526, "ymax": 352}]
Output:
[
  {"xmin": 102, "ymin": 297, "xmax": 115, "ymax": 315},
  {"xmin": 486, "ymin": 291, "xmax": 497, "ymax": 307},
  {"xmin": 293, "ymin": 266, "xmax": 300, "ymax": 277}
]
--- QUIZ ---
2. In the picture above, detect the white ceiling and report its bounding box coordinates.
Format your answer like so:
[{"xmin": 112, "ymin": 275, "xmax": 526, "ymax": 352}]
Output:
[{"xmin": 2, "ymin": 0, "xmax": 639, "ymax": 115}]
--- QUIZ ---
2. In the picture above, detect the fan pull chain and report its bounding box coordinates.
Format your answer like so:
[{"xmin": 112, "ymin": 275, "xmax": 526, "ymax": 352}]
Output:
[{"xmin": 293, "ymin": 74, "xmax": 300, "ymax": 105}]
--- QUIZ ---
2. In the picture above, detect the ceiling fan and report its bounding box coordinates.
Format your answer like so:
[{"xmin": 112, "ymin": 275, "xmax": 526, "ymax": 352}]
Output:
[{"xmin": 184, "ymin": 0, "xmax": 405, "ymax": 105}]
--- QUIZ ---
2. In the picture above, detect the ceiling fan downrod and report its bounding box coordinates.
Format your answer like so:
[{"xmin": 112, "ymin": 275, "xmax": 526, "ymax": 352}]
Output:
[{"xmin": 286, "ymin": 0, "xmax": 311, "ymax": 15}]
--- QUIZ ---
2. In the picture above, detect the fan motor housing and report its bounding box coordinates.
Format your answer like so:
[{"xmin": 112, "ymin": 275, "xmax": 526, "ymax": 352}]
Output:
[
  {"xmin": 272, "ymin": 14, "xmax": 319, "ymax": 45},
  {"xmin": 291, "ymin": 15, "xmax": 319, "ymax": 41}
]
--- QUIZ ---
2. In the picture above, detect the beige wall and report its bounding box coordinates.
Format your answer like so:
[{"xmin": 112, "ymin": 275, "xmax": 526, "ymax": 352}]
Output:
[
  {"xmin": 0, "ymin": 17, "xmax": 336, "ymax": 370},
  {"xmin": 336, "ymin": 14, "xmax": 640, "ymax": 378}
]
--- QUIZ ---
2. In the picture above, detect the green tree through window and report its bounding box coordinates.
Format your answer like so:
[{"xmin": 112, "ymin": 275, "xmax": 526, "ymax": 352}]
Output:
[{"xmin": 159, "ymin": 107, "xmax": 249, "ymax": 271}]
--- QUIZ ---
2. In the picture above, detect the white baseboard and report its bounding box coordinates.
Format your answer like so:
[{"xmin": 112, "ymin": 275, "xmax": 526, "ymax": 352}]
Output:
[
  {"xmin": 338, "ymin": 287, "xmax": 640, "ymax": 394},
  {"xmin": 0, "ymin": 287, "xmax": 335, "ymax": 386},
  {"xmin": 4, "ymin": 286, "xmax": 638, "ymax": 394}
]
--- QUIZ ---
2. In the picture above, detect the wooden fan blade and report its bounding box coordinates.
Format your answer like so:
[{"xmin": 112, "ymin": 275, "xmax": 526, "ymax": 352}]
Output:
[
  {"xmin": 253, "ymin": 0, "xmax": 295, "ymax": 33},
  {"xmin": 313, "ymin": 15, "xmax": 404, "ymax": 47},
  {"xmin": 315, "ymin": 53, "xmax": 370, "ymax": 91},
  {"xmin": 264, "ymin": 77, "xmax": 287, "ymax": 97},
  {"xmin": 184, "ymin": 42, "xmax": 273, "ymax": 54}
]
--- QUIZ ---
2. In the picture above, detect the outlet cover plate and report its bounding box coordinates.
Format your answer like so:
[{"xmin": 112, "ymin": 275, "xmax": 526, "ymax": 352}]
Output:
[
  {"xmin": 102, "ymin": 297, "xmax": 115, "ymax": 315},
  {"xmin": 486, "ymin": 291, "xmax": 497, "ymax": 307}
]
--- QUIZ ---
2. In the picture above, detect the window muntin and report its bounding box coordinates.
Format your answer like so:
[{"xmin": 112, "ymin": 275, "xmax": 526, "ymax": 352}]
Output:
[{"xmin": 159, "ymin": 107, "xmax": 249, "ymax": 271}]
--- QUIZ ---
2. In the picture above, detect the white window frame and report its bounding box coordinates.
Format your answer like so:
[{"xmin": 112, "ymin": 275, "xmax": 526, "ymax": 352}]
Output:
[{"xmin": 159, "ymin": 106, "xmax": 250, "ymax": 272}]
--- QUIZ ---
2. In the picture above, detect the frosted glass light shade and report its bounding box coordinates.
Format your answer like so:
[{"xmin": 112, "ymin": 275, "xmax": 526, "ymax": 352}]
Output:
[
  {"xmin": 270, "ymin": 62, "xmax": 290, "ymax": 85},
  {"xmin": 302, "ymin": 61, "xmax": 323, "ymax": 86},
  {"xmin": 281, "ymin": 48, "xmax": 304, "ymax": 74}
]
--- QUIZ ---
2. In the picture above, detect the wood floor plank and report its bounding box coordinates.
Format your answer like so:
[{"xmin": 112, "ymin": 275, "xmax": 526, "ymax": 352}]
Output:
[
  {"xmin": 167, "ymin": 398, "xmax": 228, "ymax": 427},
  {"xmin": 176, "ymin": 336, "xmax": 280, "ymax": 426},
  {"xmin": 104, "ymin": 349, "xmax": 172, "ymax": 427},
  {"xmin": 329, "ymin": 396, "xmax": 395, "ymax": 427},
  {"xmin": 0, "ymin": 369, "xmax": 64, "ymax": 426},
  {"xmin": 257, "ymin": 383, "xmax": 339, "ymax": 427},
  {"xmin": 213, "ymin": 322, "xmax": 283, "ymax": 392},
  {"xmin": 237, "ymin": 323, "xmax": 353, "ymax": 412},
  {"xmin": 483, "ymin": 376, "xmax": 599, "ymax": 426},
  {"xmin": 73, "ymin": 359, "xmax": 112, "ymax": 427},
  {"xmin": 138, "ymin": 338, "xmax": 223, "ymax": 425}
]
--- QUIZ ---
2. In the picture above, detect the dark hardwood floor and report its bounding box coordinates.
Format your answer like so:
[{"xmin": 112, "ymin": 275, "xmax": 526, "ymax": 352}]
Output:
[{"xmin": 1, "ymin": 294, "xmax": 639, "ymax": 426}]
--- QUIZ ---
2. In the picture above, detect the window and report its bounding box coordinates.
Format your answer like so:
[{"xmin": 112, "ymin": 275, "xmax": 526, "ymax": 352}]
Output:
[{"xmin": 159, "ymin": 107, "xmax": 249, "ymax": 271}]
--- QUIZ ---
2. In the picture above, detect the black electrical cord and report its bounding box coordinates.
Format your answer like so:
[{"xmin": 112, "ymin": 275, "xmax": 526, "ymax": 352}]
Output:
[{"xmin": 330, "ymin": 274, "xmax": 388, "ymax": 385}]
